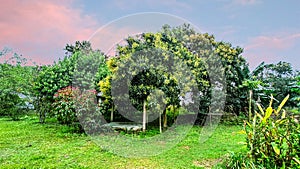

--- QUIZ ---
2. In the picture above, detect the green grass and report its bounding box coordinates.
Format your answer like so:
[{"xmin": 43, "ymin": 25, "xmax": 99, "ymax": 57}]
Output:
[{"xmin": 0, "ymin": 116, "xmax": 245, "ymax": 168}]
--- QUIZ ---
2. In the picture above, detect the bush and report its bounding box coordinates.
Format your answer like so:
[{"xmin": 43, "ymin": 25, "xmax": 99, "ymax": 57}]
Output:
[
  {"xmin": 0, "ymin": 92, "xmax": 27, "ymax": 120},
  {"xmin": 216, "ymin": 152, "xmax": 258, "ymax": 169},
  {"xmin": 221, "ymin": 95, "xmax": 300, "ymax": 168},
  {"xmin": 74, "ymin": 88, "xmax": 105, "ymax": 135},
  {"xmin": 52, "ymin": 86, "xmax": 79, "ymax": 125},
  {"xmin": 52, "ymin": 86, "xmax": 102, "ymax": 134},
  {"xmin": 220, "ymin": 112, "xmax": 247, "ymax": 125},
  {"xmin": 34, "ymin": 96, "xmax": 52, "ymax": 123}
]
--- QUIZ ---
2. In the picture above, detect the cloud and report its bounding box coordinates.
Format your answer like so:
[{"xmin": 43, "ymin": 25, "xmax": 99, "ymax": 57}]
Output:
[
  {"xmin": 243, "ymin": 33, "xmax": 300, "ymax": 70},
  {"xmin": 245, "ymin": 34, "xmax": 300, "ymax": 50},
  {"xmin": 89, "ymin": 13, "xmax": 187, "ymax": 56},
  {"xmin": 221, "ymin": 0, "xmax": 262, "ymax": 10},
  {"xmin": 90, "ymin": 26, "xmax": 141, "ymax": 56},
  {"xmin": 0, "ymin": 0, "xmax": 98, "ymax": 65},
  {"xmin": 233, "ymin": 0, "xmax": 261, "ymax": 5},
  {"xmin": 113, "ymin": 0, "xmax": 191, "ymax": 12}
]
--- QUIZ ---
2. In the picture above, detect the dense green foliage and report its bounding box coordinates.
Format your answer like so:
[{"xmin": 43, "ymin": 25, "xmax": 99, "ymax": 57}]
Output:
[
  {"xmin": 97, "ymin": 24, "xmax": 250, "ymax": 130},
  {"xmin": 34, "ymin": 56, "xmax": 76, "ymax": 123},
  {"xmin": 34, "ymin": 41, "xmax": 107, "ymax": 125},
  {"xmin": 0, "ymin": 48, "xmax": 36, "ymax": 120},
  {"xmin": 250, "ymin": 61, "xmax": 299, "ymax": 108},
  {"xmin": 52, "ymin": 86, "xmax": 78, "ymax": 125},
  {"xmin": 160, "ymin": 25, "xmax": 250, "ymax": 115},
  {"xmin": 222, "ymin": 95, "xmax": 300, "ymax": 168},
  {"xmin": 291, "ymin": 74, "xmax": 300, "ymax": 109},
  {"xmin": 52, "ymin": 85, "xmax": 100, "ymax": 133},
  {"xmin": 114, "ymin": 32, "xmax": 200, "ymax": 129}
]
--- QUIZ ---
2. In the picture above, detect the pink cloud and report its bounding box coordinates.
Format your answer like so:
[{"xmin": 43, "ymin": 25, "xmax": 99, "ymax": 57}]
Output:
[
  {"xmin": 113, "ymin": 0, "xmax": 191, "ymax": 11},
  {"xmin": 245, "ymin": 34, "xmax": 300, "ymax": 50},
  {"xmin": 90, "ymin": 26, "xmax": 142, "ymax": 56},
  {"xmin": 89, "ymin": 13, "xmax": 187, "ymax": 57},
  {"xmin": 243, "ymin": 33, "xmax": 300, "ymax": 69},
  {"xmin": 0, "ymin": 0, "xmax": 98, "ymax": 65}
]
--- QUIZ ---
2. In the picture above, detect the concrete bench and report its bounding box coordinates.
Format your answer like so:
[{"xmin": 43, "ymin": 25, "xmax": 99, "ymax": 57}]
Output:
[{"xmin": 102, "ymin": 122, "xmax": 143, "ymax": 132}]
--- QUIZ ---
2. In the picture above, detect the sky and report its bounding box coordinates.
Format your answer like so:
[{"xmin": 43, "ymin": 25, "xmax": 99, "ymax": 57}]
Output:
[{"xmin": 0, "ymin": 0, "xmax": 300, "ymax": 70}]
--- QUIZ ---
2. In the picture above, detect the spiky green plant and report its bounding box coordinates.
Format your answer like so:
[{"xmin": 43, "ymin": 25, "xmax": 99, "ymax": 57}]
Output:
[{"xmin": 244, "ymin": 95, "xmax": 300, "ymax": 168}]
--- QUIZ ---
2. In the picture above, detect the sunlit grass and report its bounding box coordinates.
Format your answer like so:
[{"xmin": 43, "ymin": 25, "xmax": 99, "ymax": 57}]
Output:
[{"xmin": 0, "ymin": 116, "xmax": 245, "ymax": 168}]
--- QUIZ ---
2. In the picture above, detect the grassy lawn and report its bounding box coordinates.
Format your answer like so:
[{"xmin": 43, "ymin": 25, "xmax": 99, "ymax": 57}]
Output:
[{"xmin": 0, "ymin": 116, "xmax": 245, "ymax": 168}]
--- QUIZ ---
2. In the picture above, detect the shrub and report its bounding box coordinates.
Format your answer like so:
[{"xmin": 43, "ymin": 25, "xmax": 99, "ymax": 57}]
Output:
[
  {"xmin": 34, "ymin": 96, "xmax": 52, "ymax": 123},
  {"xmin": 52, "ymin": 86, "xmax": 102, "ymax": 133},
  {"xmin": 0, "ymin": 92, "xmax": 27, "ymax": 120},
  {"xmin": 74, "ymin": 89, "xmax": 105, "ymax": 135},
  {"xmin": 52, "ymin": 86, "xmax": 79, "ymax": 125},
  {"xmin": 216, "ymin": 152, "xmax": 258, "ymax": 169},
  {"xmin": 221, "ymin": 95, "xmax": 300, "ymax": 168}
]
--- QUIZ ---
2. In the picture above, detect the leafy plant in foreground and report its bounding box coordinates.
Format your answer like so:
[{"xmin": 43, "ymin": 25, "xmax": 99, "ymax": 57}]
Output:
[
  {"xmin": 245, "ymin": 95, "xmax": 300, "ymax": 168},
  {"xmin": 221, "ymin": 95, "xmax": 300, "ymax": 168}
]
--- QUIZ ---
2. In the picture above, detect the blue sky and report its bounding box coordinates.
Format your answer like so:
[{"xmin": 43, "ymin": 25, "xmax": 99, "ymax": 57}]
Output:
[{"xmin": 1, "ymin": 0, "xmax": 299, "ymax": 70}]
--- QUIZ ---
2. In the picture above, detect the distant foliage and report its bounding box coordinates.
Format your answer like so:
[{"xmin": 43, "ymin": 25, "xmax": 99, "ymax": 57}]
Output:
[
  {"xmin": 291, "ymin": 74, "xmax": 300, "ymax": 109},
  {"xmin": 0, "ymin": 48, "xmax": 37, "ymax": 120},
  {"xmin": 250, "ymin": 61, "xmax": 299, "ymax": 108}
]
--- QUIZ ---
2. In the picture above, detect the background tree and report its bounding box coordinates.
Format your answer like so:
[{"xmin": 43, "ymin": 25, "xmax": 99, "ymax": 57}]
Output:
[
  {"xmin": 251, "ymin": 61, "xmax": 298, "ymax": 108},
  {"xmin": 98, "ymin": 24, "xmax": 239, "ymax": 129},
  {"xmin": 161, "ymin": 24, "xmax": 249, "ymax": 115},
  {"xmin": 97, "ymin": 24, "xmax": 250, "ymax": 130},
  {"xmin": 34, "ymin": 41, "xmax": 106, "ymax": 124},
  {"xmin": 0, "ymin": 48, "xmax": 36, "ymax": 120},
  {"xmin": 291, "ymin": 73, "xmax": 300, "ymax": 109}
]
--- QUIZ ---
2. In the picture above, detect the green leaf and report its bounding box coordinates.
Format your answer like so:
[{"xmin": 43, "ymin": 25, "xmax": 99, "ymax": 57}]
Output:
[
  {"xmin": 263, "ymin": 107, "xmax": 273, "ymax": 123},
  {"xmin": 276, "ymin": 95, "xmax": 289, "ymax": 115},
  {"xmin": 293, "ymin": 157, "xmax": 300, "ymax": 165},
  {"xmin": 269, "ymin": 94, "xmax": 274, "ymax": 107},
  {"xmin": 256, "ymin": 103, "xmax": 264, "ymax": 115},
  {"xmin": 256, "ymin": 111, "xmax": 263, "ymax": 121},
  {"xmin": 271, "ymin": 142, "xmax": 280, "ymax": 155},
  {"xmin": 281, "ymin": 109, "xmax": 286, "ymax": 119}
]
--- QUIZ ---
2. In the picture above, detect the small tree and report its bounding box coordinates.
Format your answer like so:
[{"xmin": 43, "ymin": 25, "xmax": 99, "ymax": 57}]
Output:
[
  {"xmin": 251, "ymin": 61, "xmax": 298, "ymax": 108},
  {"xmin": 34, "ymin": 41, "xmax": 106, "ymax": 123},
  {"xmin": 0, "ymin": 48, "xmax": 36, "ymax": 120}
]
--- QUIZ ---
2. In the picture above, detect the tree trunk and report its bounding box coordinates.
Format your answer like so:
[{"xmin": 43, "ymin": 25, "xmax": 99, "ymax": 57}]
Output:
[
  {"xmin": 110, "ymin": 105, "xmax": 114, "ymax": 122},
  {"xmin": 173, "ymin": 105, "xmax": 177, "ymax": 124},
  {"xmin": 143, "ymin": 100, "xmax": 146, "ymax": 132},
  {"xmin": 163, "ymin": 108, "xmax": 167, "ymax": 129},
  {"xmin": 159, "ymin": 112, "xmax": 162, "ymax": 133},
  {"xmin": 249, "ymin": 90, "xmax": 252, "ymax": 121}
]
